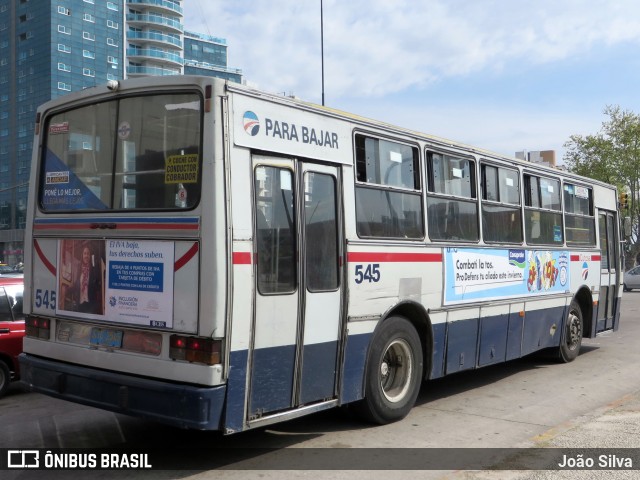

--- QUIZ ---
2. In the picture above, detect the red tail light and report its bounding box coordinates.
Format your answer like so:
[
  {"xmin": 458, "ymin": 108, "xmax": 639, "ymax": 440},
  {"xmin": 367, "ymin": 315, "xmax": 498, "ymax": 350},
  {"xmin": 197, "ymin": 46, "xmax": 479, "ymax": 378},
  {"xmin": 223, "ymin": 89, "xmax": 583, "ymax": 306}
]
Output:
[
  {"xmin": 26, "ymin": 316, "xmax": 51, "ymax": 340},
  {"xmin": 170, "ymin": 334, "xmax": 222, "ymax": 365}
]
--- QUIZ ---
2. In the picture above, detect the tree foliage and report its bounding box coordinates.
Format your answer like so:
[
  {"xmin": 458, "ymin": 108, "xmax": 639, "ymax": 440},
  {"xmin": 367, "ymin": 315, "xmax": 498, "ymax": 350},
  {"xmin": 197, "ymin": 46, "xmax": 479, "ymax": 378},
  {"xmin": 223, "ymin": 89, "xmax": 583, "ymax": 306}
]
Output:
[{"xmin": 564, "ymin": 106, "xmax": 640, "ymax": 267}]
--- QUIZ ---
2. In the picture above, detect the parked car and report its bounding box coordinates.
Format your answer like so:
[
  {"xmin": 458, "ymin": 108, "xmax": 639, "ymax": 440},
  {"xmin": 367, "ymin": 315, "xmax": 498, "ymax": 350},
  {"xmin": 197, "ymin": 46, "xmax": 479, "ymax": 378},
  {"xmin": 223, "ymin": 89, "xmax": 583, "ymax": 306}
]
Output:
[
  {"xmin": 0, "ymin": 264, "xmax": 15, "ymax": 275},
  {"xmin": 0, "ymin": 276, "xmax": 25, "ymax": 397},
  {"xmin": 623, "ymin": 266, "xmax": 640, "ymax": 292}
]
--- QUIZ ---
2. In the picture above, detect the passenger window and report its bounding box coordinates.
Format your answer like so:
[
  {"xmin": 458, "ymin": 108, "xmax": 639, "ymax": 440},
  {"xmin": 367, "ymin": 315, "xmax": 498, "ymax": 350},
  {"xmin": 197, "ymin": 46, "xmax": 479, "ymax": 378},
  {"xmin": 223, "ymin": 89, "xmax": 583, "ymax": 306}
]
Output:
[
  {"xmin": 427, "ymin": 152, "xmax": 478, "ymax": 241},
  {"xmin": 524, "ymin": 174, "xmax": 563, "ymax": 245},
  {"xmin": 564, "ymin": 183, "xmax": 595, "ymax": 245},
  {"xmin": 354, "ymin": 134, "xmax": 423, "ymax": 239},
  {"xmin": 481, "ymin": 163, "xmax": 522, "ymax": 243}
]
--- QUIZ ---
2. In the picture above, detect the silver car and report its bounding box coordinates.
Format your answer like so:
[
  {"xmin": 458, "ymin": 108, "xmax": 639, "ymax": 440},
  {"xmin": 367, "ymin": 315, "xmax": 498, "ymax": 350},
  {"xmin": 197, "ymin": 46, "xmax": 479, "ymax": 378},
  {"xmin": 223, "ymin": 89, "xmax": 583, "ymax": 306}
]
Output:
[{"xmin": 623, "ymin": 266, "xmax": 640, "ymax": 291}]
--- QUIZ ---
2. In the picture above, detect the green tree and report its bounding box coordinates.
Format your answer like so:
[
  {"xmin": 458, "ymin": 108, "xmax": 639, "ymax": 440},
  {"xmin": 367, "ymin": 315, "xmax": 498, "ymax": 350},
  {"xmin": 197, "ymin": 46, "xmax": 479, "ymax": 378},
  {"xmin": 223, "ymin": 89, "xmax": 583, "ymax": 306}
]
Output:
[{"xmin": 564, "ymin": 106, "xmax": 640, "ymax": 268}]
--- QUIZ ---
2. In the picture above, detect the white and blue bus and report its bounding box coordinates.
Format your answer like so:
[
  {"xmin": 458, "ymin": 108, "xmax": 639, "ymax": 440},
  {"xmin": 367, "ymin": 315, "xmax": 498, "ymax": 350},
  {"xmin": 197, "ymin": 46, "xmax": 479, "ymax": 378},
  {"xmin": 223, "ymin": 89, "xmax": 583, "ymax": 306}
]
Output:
[{"xmin": 20, "ymin": 76, "xmax": 622, "ymax": 433}]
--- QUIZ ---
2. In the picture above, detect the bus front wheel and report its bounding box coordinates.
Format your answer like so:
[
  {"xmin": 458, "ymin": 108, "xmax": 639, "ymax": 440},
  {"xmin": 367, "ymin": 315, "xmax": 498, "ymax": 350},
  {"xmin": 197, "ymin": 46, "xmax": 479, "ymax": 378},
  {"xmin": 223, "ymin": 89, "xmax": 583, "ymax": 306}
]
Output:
[
  {"xmin": 357, "ymin": 316, "xmax": 423, "ymax": 424},
  {"xmin": 558, "ymin": 300, "xmax": 583, "ymax": 363}
]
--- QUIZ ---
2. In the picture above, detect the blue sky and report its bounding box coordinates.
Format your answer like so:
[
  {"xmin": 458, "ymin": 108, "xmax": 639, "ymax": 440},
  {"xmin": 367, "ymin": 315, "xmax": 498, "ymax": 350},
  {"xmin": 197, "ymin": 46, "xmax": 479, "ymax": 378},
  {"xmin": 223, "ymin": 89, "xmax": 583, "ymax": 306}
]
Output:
[{"xmin": 184, "ymin": 0, "xmax": 640, "ymax": 163}]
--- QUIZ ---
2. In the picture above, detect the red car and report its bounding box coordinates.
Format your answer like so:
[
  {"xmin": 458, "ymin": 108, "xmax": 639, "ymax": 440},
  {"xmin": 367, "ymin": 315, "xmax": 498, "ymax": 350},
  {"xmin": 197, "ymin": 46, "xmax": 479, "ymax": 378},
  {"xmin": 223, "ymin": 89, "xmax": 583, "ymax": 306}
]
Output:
[{"xmin": 0, "ymin": 276, "xmax": 25, "ymax": 398}]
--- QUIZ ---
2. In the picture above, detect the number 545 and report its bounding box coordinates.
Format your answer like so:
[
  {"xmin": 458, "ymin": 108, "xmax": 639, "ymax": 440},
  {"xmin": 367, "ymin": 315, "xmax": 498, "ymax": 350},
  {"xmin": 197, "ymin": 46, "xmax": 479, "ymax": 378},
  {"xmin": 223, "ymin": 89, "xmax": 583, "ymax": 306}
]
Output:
[
  {"xmin": 35, "ymin": 288, "xmax": 57, "ymax": 310},
  {"xmin": 354, "ymin": 264, "xmax": 380, "ymax": 284}
]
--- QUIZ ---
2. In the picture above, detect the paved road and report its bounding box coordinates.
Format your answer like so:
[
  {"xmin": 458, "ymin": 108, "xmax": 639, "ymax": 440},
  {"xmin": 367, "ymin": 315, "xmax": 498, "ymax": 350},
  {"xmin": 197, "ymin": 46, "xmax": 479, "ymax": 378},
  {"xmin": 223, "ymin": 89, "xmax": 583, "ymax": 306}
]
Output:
[{"xmin": 2, "ymin": 292, "xmax": 639, "ymax": 479}]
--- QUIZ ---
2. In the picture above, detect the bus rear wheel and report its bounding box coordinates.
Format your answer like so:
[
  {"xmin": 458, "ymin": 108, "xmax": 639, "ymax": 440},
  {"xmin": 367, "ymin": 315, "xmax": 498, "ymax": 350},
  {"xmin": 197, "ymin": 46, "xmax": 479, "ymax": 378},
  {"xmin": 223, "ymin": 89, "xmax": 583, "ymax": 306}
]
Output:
[
  {"xmin": 558, "ymin": 300, "xmax": 583, "ymax": 363},
  {"xmin": 357, "ymin": 316, "xmax": 423, "ymax": 424}
]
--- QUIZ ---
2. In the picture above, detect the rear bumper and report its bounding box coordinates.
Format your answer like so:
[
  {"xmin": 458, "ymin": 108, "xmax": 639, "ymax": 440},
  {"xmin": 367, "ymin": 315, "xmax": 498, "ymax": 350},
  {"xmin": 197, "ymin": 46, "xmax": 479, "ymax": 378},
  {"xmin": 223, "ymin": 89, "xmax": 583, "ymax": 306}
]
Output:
[{"xmin": 19, "ymin": 353, "xmax": 226, "ymax": 430}]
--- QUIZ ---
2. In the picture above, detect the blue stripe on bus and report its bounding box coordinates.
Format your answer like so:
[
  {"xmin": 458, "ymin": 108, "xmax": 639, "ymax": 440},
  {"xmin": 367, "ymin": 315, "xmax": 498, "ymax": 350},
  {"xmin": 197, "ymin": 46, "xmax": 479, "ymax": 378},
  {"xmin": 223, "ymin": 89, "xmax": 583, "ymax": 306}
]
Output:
[
  {"xmin": 299, "ymin": 341, "xmax": 339, "ymax": 405},
  {"xmin": 224, "ymin": 303, "xmax": 578, "ymax": 431},
  {"xmin": 249, "ymin": 344, "xmax": 296, "ymax": 415},
  {"xmin": 439, "ymin": 305, "xmax": 566, "ymax": 376},
  {"xmin": 341, "ymin": 332, "xmax": 371, "ymax": 403}
]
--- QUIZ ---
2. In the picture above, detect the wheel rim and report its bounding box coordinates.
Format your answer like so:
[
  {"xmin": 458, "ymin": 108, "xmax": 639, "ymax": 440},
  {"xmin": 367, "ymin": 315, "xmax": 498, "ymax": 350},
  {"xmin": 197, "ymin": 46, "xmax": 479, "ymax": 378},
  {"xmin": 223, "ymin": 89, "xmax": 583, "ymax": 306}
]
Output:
[
  {"xmin": 380, "ymin": 338, "xmax": 413, "ymax": 403},
  {"xmin": 566, "ymin": 310, "xmax": 582, "ymax": 350}
]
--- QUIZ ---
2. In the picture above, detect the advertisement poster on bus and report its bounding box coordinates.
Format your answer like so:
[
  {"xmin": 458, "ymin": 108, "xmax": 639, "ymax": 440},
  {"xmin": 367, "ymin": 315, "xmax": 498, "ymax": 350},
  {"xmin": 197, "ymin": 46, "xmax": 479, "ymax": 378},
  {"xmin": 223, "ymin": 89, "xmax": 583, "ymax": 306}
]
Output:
[
  {"xmin": 57, "ymin": 239, "xmax": 175, "ymax": 327},
  {"xmin": 443, "ymin": 248, "xmax": 570, "ymax": 305},
  {"xmin": 104, "ymin": 240, "xmax": 175, "ymax": 328},
  {"xmin": 57, "ymin": 239, "xmax": 107, "ymax": 319}
]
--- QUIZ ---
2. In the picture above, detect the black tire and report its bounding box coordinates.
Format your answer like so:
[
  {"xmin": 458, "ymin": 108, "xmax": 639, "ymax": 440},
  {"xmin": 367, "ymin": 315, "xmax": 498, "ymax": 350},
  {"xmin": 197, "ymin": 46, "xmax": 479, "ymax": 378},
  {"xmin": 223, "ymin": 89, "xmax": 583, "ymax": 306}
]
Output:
[
  {"xmin": 558, "ymin": 300, "xmax": 583, "ymax": 363},
  {"xmin": 356, "ymin": 316, "xmax": 423, "ymax": 424},
  {"xmin": 623, "ymin": 284, "xmax": 631, "ymax": 292},
  {"xmin": 0, "ymin": 361, "xmax": 10, "ymax": 398}
]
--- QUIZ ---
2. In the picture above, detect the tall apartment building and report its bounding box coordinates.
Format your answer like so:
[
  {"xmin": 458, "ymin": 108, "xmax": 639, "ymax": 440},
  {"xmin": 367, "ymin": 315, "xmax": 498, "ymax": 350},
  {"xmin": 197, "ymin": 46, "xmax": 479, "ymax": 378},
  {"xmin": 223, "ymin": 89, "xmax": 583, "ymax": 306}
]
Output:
[
  {"xmin": 0, "ymin": 0, "xmax": 241, "ymax": 264},
  {"xmin": 183, "ymin": 31, "xmax": 242, "ymax": 83}
]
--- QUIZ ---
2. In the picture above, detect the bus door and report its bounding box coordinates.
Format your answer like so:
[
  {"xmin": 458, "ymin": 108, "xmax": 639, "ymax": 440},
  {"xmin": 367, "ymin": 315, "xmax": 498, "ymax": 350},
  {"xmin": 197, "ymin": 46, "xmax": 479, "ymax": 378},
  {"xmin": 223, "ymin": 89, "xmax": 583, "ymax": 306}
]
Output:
[
  {"xmin": 249, "ymin": 156, "xmax": 343, "ymax": 419},
  {"xmin": 597, "ymin": 211, "xmax": 619, "ymax": 332}
]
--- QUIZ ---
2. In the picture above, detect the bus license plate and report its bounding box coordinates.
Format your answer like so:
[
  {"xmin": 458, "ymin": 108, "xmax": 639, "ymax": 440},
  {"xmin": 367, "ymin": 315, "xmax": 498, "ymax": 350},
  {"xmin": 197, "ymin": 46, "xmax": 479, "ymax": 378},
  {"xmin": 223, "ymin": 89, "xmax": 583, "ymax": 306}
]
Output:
[{"xmin": 90, "ymin": 328, "xmax": 123, "ymax": 348}]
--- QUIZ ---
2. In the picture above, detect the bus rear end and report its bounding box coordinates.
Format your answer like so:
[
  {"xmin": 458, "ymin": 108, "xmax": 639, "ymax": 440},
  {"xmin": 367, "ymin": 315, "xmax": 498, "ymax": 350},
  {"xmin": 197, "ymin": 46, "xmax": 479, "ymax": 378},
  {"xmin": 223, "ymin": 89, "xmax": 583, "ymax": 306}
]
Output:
[{"xmin": 20, "ymin": 76, "xmax": 228, "ymax": 430}]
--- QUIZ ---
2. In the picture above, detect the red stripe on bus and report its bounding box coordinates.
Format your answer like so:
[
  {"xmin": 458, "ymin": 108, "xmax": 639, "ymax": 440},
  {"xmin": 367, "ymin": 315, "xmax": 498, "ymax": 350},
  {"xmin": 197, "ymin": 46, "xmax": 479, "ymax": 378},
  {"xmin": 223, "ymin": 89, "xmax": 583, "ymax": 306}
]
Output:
[
  {"xmin": 34, "ymin": 239, "xmax": 56, "ymax": 277},
  {"xmin": 570, "ymin": 255, "xmax": 601, "ymax": 262},
  {"xmin": 233, "ymin": 252, "xmax": 252, "ymax": 265},
  {"xmin": 174, "ymin": 242, "xmax": 199, "ymax": 272},
  {"xmin": 347, "ymin": 252, "xmax": 443, "ymax": 263}
]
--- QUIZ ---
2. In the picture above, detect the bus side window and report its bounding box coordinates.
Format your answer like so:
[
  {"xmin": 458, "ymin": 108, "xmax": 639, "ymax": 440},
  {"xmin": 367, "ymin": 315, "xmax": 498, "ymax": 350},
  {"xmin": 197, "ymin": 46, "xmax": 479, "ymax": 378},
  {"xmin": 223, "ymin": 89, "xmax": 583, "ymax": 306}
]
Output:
[
  {"xmin": 426, "ymin": 151, "xmax": 479, "ymax": 242},
  {"xmin": 524, "ymin": 174, "xmax": 563, "ymax": 245},
  {"xmin": 354, "ymin": 134, "xmax": 423, "ymax": 239},
  {"xmin": 481, "ymin": 163, "xmax": 522, "ymax": 244}
]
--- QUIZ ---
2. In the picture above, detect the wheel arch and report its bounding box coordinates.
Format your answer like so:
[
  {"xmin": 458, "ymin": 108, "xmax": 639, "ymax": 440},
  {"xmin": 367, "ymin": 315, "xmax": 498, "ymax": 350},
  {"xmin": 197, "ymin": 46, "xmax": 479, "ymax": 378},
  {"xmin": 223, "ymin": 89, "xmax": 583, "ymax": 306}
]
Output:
[
  {"xmin": 377, "ymin": 300, "xmax": 433, "ymax": 381},
  {"xmin": 573, "ymin": 286, "xmax": 594, "ymax": 338}
]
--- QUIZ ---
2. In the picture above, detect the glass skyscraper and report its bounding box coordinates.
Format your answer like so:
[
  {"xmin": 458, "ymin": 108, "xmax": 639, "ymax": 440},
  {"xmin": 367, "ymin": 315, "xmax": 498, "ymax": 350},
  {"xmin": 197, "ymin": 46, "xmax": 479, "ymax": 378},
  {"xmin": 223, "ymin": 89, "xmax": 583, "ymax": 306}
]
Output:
[{"xmin": 0, "ymin": 0, "xmax": 241, "ymax": 264}]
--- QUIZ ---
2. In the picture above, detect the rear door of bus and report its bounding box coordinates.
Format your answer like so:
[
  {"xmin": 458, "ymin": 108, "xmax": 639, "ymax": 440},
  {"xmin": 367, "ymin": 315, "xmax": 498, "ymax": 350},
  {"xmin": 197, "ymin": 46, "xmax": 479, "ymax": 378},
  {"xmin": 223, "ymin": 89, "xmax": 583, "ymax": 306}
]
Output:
[{"xmin": 249, "ymin": 155, "xmax": 344, "ymax": 418}]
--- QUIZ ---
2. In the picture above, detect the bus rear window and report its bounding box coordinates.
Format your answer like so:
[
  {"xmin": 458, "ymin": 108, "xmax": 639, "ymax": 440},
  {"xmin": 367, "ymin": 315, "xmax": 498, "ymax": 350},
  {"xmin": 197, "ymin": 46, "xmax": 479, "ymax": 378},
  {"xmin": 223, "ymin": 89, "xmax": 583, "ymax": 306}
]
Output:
[{"xmin": 39, "ymin": 92, "xmax": 202, "ymax": 211}]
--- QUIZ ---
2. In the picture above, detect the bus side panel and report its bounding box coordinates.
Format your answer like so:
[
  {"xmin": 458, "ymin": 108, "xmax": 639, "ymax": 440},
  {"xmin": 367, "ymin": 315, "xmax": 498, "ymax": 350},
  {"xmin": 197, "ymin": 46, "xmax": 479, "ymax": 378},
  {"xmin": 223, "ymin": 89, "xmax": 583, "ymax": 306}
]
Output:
[
  {"xmin": 429, "ymin": 313, "xmax": 447, "ymax": 379},
  {"xmin": 445, "ymin": 308, "xmax": 479, "ymax": 374},
  {"xmin": 340, "ymin": 320, "xmax": 375, "ymax": 404},
  {"xmin": 506, "ymin": 302, "xmax": 525, "ymax": 360},
  {"xmin": 478, "ymin": 305, "xmax": 509, "ymax": 366},
  {"xmin": 521, "ymin": 298, "xmax": 566, "ymax": 356}
]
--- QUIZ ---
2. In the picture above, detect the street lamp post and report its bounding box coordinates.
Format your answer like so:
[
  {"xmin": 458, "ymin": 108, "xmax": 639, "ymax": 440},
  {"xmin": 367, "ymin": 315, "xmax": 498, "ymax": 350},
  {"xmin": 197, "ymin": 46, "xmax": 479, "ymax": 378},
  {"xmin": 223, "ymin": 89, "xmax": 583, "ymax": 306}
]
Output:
[{"xmin": 321, "ymin": 0, "xmax": 325, "ymax": 106}]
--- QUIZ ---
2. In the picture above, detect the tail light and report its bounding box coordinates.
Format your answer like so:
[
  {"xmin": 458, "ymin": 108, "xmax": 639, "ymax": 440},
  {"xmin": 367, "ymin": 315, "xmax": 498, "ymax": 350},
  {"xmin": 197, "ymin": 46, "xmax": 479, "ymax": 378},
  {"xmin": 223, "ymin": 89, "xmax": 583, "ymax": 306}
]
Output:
[
  {"xmin": 26, "ymin": 316, "xmax": 51, "ymax": 340},
  {"xmin": 170, "ymin": 335, "xmax": 222, "ymax": 365}
]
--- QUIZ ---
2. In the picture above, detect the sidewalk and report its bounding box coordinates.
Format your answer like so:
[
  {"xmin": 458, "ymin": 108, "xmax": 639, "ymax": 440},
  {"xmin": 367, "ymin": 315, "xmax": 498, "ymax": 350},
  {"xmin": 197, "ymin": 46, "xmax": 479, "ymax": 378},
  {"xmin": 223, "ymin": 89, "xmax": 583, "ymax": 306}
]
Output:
[{"xmin": 454, "ymin": 389, "xmax": 640, "ymax": 479}]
